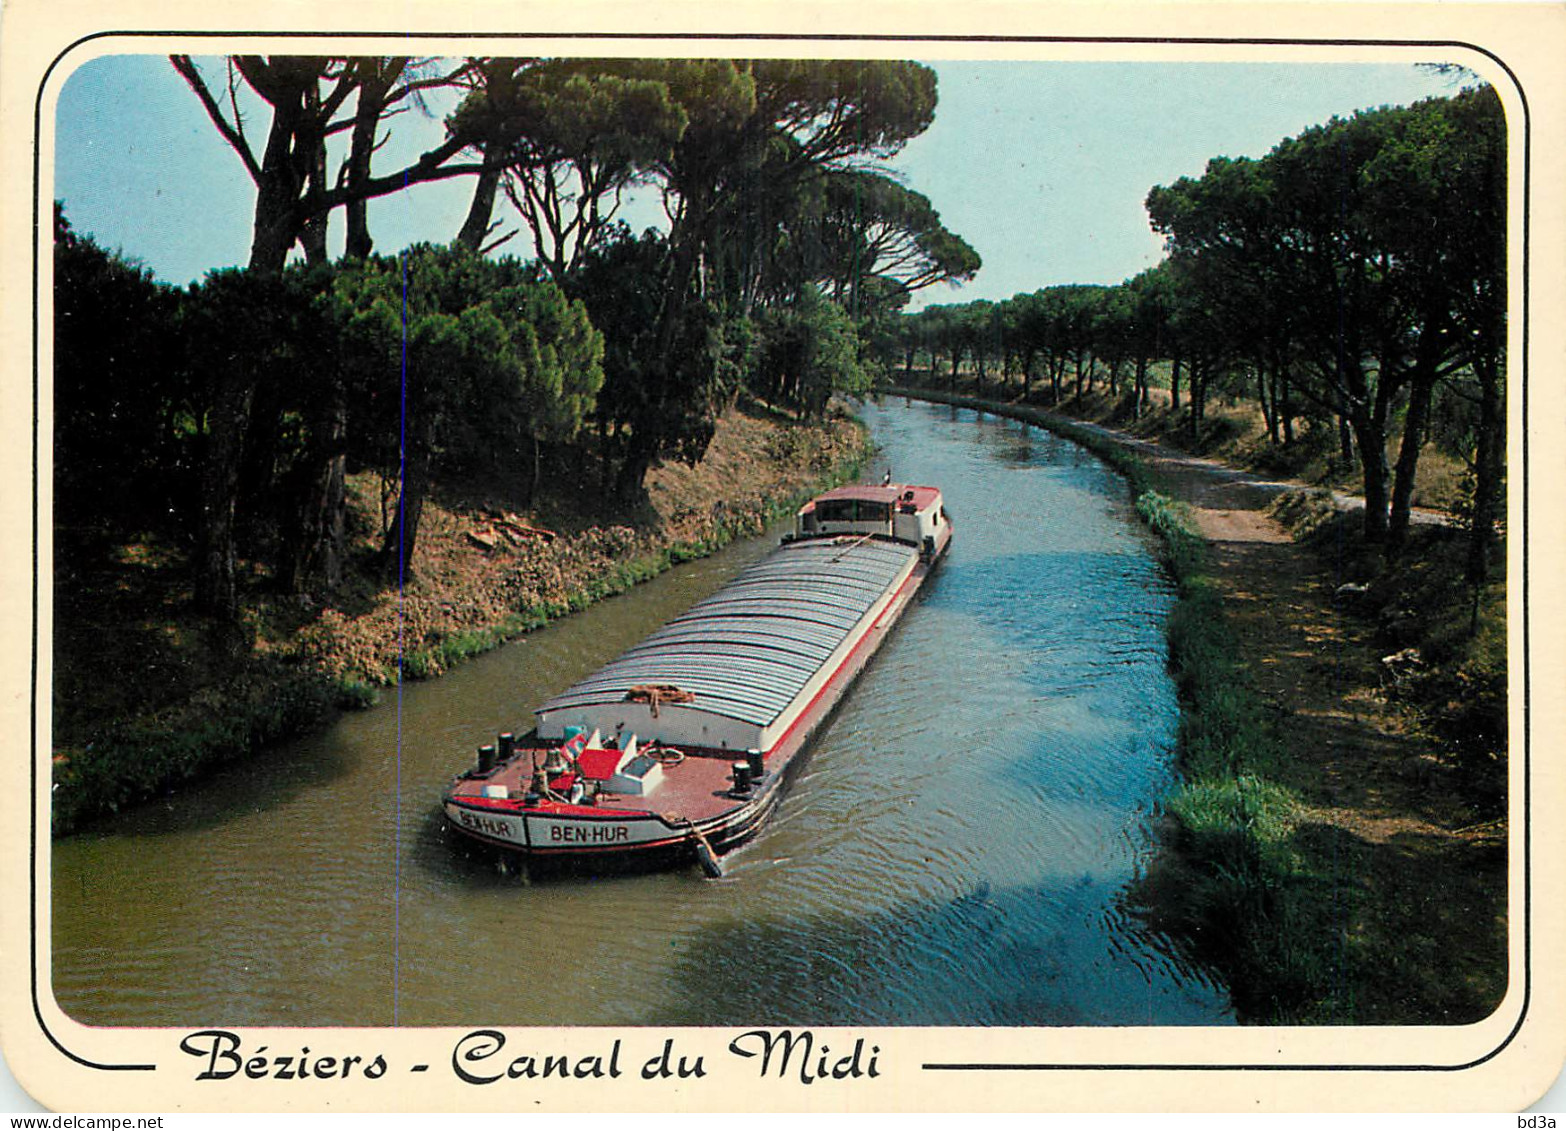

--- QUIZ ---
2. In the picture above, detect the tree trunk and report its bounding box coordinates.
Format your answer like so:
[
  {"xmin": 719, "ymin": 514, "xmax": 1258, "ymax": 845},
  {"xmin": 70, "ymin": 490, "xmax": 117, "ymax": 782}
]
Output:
[
  {"xmin": 615, "ymin": 431, "xmax": 656, "ymax": 501},
  {"xmin": 1350, "ymin": 408, "xmax": 1391, "ymax": 543},
  {"xmin": 458, "ymin": 161, "xmax": 504, "ymax": 252},
  {"xmin": 1188, "ymin": 360, "xmax": 1203, "ymax": 443},
  {"xmin": 245, "ymin": 66, "xmax": 310, "ymax": 274},
  {"xmin": 1467, "ymin": 355, "xmax": 1505, "ymax": 586},
  {"xmin": 234, "ymin": 381, "xmax": 284, "ymax": 564},
  {"xmin": 250, "ymin": 182, "xmax": 301, "ymax": 275},
  {"xmin": 381, "ymin": 443, "xmax": 429, "ymax": 584},
  {"xmin": 1257, "ymin": 366, "xmax": 1278, "ymax": 443},
  {"xmin": 278, "ymin": 383, "xmax": 348, "ymax": 593},
  {"xmin": 320, "ymin": 445, "xmax": 346, "ymax": 589},
  {"xmin": 1169, "ymin": 355, "xmax": 1182, "ymax": 413},
  {"xmin": 1387, "ymin": 370, "xmax": 1437, "ymax": 554},
  {"xmin": 527, "ymin": 433, "xmax": 541, "ymax": 509},
  {"xmin": 597, "ymin": 417, "xmax": 614, "ymax": 494},
  {"xmin": 194, "ymin": 375, "xmax": 254, "ymax": 618},
  {"xmin": 344, "ymin": 64, "xmax": 403, "ymax": 259},
  {"xmin": 1278, "ymin": 369, "xmax": 1295, "ymax": 446},
  {"xmin": 298, "ymin": 83, "xmax": 330, "ymax": 266}
]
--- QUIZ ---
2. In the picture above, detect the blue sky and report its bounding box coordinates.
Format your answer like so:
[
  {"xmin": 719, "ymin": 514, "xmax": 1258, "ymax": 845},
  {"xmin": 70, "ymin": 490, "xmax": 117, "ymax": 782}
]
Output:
[{"xmin": 53, "ymin": 55, "xmax": 1466, "ymax": 308}]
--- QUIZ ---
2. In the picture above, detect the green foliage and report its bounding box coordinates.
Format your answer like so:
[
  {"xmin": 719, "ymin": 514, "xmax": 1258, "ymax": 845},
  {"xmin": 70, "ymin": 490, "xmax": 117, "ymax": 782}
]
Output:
[
  {"xmin": 508, "ymin": 273, "xmax": 607, "ymax": 452},
  {"xmin": 333, "ymin": 676, "xmax": 382, "ymax": 709},
  {"xmin": 1134, "ymin": 489, "xmax": 1288, "ymax": 802},
  {"xmin": 52, "ymin": 668, "xmax": 337, "ymax": 834},
  {"xmin": 754, "ymin": 288, "xmax": 870, "ymax": 417},
  {"xmin": 450, "ymin": 59, "xmax": 691, "ymax": 279},
  {"xmin": 396, "ymin": 244, "xmax": 605, "ymax": 463},
  {"xmin": 1358, "ymin": 522, "xmax": 1509, "ymax": 811},
  {"xmin": 1134, "ymin": 491, "xmax": 1206, "ymax": 584},
  {"xmin": 888, "ymin": 87, "xmax": 1504, "ymax": 560},
  {"xmin": 53, "ymin": 205, "xmax": 191, "ymax": 531},
  {"xmin": 1166, "ymin": 774, "xmax": 1300, "ymax": 893},
  {"xmin": 766, "ymin": 169, "xmax": 980, "ymax": 322},
  {"xmin": 570, "ymin": 229, "xmax": 743, "ymax": 490},
  {"xmin": 1267, "ymin": 488, "xmax": 1340, "ymax": 541},
  {"xmin": 55, "ymin": 202, "xmax": 612, "ymax": 602},
  {"xmin": 1145, "ymin": 87, "xmax": 1506, "ymax": 546}
]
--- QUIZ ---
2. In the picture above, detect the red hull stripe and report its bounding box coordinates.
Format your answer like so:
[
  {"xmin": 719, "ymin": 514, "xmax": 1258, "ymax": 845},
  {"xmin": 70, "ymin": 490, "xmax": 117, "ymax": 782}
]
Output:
[
  {"xmin": 765, "ymin": 556, "xmax": 926, "ymax": 758},
  {"xmin": 444, "ymin": 535, "xmax": 944, "ymax": 860}
]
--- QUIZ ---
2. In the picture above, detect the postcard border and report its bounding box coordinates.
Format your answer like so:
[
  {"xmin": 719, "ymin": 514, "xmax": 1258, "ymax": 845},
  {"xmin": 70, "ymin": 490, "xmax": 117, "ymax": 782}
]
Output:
[{"xmin": 27, "ymin": 24, "xmax": 1535, "ymax": 1082}]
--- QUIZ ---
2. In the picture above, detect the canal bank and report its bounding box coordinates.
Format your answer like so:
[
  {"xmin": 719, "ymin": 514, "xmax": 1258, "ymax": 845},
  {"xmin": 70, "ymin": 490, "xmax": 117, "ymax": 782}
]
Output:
[
  {"xmin": 882, "ymin": 386, "xmax": 1507, "ymax": 1025},
  {"xmin": 51, "ymin": 403, "xmax": 873, "ymax": 836},
  {"xmin": 52, "ymin": 396, "xmax": 1230, "ymax": 1029}
]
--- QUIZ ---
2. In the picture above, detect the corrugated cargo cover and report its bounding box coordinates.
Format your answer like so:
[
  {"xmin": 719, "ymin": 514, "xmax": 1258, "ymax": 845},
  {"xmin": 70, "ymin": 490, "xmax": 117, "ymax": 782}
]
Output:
[{"xmin": 534, "ymin": 536, "xmax": 920, "ymax": 736}]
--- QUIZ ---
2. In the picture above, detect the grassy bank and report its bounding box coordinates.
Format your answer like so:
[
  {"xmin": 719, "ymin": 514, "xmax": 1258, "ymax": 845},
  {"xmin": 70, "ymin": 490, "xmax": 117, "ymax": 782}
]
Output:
[
  {"xmin": 1131, "ymin": 490, "xmax": 1322, "ymax": 1020},
  {"xmin": 882, "ymin": 385, "xmax": 1506, "ymax": 1024},
  {"xmin": 882, "ymin": 388, "xmax": 1301, "ymax": 994},
  {"xmin": 52, "ymin": 402, "xmax": 873, "ymax": 835}
]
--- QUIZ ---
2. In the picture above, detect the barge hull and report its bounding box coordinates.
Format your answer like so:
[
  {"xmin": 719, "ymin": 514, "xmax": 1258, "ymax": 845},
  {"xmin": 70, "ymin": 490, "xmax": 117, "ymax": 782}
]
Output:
[{"xmin": 441, "ymin": 483, "xmax": 952, "ymax": 872}]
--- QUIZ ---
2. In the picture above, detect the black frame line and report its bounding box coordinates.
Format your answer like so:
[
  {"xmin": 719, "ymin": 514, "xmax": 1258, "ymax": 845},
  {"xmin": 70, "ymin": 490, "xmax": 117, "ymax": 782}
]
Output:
[{"xmin": 27, "ymin": 27, "xmax": 1531, "ymax": 1081}]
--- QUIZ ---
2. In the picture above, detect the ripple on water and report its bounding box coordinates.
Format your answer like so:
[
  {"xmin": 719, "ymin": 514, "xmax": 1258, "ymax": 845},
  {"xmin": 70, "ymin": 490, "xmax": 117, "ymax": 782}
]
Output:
[{"xmin": 51, "ymin": 398, "xmax": 1231, "ymax": 1028}]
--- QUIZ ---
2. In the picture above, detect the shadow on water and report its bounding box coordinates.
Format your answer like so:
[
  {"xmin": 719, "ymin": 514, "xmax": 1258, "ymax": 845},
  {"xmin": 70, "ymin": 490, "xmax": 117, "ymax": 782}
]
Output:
[
  {"xmin": 645, "ymin": 873, "xmax": 1230, "ymax": 1027},
  {"xmin": 53, "ymin": 397, "xmax": 1238, "ymax": 1030},
  {"xmin": 406, "ymin": 804, "xmax": 523, "ymax": 889},
  {"xmin": 59, "ymin": 729, "xmax": 364, "ymax": 842}
]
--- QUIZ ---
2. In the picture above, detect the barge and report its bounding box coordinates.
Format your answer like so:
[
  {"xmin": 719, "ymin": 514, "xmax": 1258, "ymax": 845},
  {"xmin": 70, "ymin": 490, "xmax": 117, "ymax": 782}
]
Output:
[{"xmin": 441, "ymin": 482, "xmax": 952, "ymax": 874}]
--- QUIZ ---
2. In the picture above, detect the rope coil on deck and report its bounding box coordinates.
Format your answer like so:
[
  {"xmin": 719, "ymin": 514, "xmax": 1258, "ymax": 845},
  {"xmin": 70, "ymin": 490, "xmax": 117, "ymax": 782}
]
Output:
[{"xmin": 624, "ymin": 683, "xmax": 696, "ymax": 718}]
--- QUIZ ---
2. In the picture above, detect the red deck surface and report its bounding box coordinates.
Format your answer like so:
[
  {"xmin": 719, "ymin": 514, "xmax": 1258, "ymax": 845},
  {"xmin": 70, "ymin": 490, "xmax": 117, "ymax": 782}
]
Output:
[
  {"xmin": 575, "ymin": 747, "xmax": 624, "ymax": 781},
  {"xmin": 448, "ymin": 746, "xmax": 745, "ymax": 821},
  {"xmin": 445, "ymin": 516, "xmax": 949, "ymax": 848}
]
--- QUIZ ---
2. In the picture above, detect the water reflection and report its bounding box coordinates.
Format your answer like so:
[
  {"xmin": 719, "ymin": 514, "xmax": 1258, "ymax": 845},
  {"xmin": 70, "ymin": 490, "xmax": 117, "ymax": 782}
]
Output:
[
  {"xmin": 650, "ymin": 872, "xmax": 1224, "ymax": 1027},
  {"xmin": 52, "ymin": 398, "xmax": 1232, "ymax": 1028}
]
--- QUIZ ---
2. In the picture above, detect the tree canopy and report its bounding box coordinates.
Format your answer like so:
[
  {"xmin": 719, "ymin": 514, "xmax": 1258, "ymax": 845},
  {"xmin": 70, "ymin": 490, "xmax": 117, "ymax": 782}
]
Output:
[
  {"xmin": 891, "ymin": 85, "xmax": 1504, "ymax": 576},
  {"xmin": 147, "ymin": 54, "xmax": 977, "ymax": 615},
  {"xmin": 1146, "ymin": 86, "xmax": 1505, "ymax": 550}
]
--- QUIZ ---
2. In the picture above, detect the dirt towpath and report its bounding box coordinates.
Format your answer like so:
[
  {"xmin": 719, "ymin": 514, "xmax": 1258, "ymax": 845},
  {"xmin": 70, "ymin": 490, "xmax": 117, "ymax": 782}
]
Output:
[
  {"xmin": 1062, "ymin": 413, "xmax": 1479, "ymax": 836},
  {"xmin": 901, "ymin": 390, "xmax": 1506, "ymax": 1022}
]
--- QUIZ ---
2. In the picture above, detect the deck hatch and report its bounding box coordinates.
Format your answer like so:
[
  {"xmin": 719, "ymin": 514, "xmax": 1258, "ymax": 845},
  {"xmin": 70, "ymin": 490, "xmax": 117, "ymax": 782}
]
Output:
[
  {"xmin": 535, "ymin": 537, "xmax": 920, "ymax": 728},
  {"xmin": 622, "ymin": 623, "xmax": 839, "ymax": 661}
]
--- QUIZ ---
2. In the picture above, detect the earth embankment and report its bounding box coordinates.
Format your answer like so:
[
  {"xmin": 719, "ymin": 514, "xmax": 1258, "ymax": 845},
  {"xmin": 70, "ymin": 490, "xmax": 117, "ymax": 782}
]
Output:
[
  {"xmin": 887, "ymin": 386, "xmax": 1506, "ymax": 1024},
  {"xmin": 52, "ymin": 403, "xmax": 871, "ymax": 835}
]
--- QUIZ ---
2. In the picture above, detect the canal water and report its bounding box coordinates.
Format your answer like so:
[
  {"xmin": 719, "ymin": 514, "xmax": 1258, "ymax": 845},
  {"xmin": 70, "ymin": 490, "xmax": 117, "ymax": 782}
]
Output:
[{"xmin": 51, "ymin": 398, "xmax": 1232, "ymax": 1028}]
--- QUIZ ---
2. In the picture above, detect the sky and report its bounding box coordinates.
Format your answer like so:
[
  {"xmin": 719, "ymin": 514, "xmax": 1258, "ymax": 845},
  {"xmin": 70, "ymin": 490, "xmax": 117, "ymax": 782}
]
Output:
[{"xmin": 52, "ymin": 54, "xmax": 1468, "ymax": 310}]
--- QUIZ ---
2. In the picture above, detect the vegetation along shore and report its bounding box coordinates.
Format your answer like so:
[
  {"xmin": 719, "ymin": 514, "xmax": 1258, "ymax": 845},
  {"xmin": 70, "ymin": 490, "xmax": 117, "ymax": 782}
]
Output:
[
  {"xmin": 52, "ymin": 57, "xmax": 1505, "ymax": 1026},
  {"xmin": 871, "ymin": 81, "xmax": 1506, "ymax": 1024},
  {"xmin": 882, "ymin": 379, "xmax": 1504, "ymax": 1023},
  {"xmin": 52, "ymin": 394, "xmax": 871, "ymax": 836}
]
